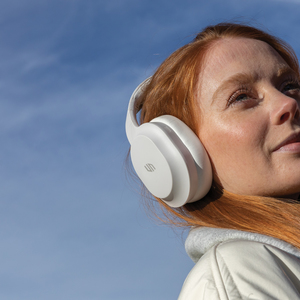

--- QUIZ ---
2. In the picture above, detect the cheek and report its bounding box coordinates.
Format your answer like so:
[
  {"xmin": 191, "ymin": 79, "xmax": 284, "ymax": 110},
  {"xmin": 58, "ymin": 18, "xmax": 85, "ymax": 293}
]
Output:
[
  {"xmin": 200, "ymin": 117, "xmax": 255, "ymax": 157},
  {"xmin": 199, "ymin": 115, "xmax": 266, "ymax": 183}
]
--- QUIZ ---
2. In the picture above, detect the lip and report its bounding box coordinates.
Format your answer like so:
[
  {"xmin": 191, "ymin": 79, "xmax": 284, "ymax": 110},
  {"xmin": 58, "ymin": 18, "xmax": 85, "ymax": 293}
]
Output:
[{"xmin": 273, "ymin": 131, "xmax": 300, "ymax": 152}]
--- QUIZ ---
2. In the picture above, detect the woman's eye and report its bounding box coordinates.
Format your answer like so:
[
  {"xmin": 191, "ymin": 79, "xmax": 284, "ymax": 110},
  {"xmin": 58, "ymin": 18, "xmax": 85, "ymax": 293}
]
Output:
[
  {"xmin": 282, "ymin": 81, "xmax": 300, "ymax": 93},
  {"xmin": 228, "ymin": 89, "xmax": 253, "ymax": 107},
  {"xmin": 235, "ymin": 93, "xmax": 250, "ymax": 102}
]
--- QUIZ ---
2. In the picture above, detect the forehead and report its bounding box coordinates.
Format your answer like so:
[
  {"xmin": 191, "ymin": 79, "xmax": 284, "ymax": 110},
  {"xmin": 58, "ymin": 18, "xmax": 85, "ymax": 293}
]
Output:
[
  {"xmin": 196, "ymin": 38, "xmax": 289, "ymax": 104},
  {"xmin": 204, "ymin": 37, "xmax": 283, "ymax": 70}
]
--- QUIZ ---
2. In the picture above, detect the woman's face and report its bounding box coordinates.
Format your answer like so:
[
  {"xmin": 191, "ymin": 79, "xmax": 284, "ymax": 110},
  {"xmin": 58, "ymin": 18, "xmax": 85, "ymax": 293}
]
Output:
[{"xmin": 197, "ymin": 38, "xmax": 300, "ymax": 199}]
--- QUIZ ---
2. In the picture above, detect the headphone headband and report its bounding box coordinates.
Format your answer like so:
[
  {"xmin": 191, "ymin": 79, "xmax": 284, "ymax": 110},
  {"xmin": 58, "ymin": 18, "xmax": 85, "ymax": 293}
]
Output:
[{"xmin": 126, "ymin": 77, "xmax": 151, "ymax": 144}]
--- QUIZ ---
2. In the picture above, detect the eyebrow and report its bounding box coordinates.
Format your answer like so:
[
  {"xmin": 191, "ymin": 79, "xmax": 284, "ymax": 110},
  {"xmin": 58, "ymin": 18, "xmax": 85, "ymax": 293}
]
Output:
[{"xmin": 211, "ymin": 65, "xmax": 296, "ymax": 104}]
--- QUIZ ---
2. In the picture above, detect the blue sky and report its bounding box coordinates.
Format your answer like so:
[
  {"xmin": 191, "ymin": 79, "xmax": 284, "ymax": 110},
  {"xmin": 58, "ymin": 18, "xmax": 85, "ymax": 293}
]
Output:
[{"xmin": 1, "ymin": 0, "xmax": 300, "ymax": 299}]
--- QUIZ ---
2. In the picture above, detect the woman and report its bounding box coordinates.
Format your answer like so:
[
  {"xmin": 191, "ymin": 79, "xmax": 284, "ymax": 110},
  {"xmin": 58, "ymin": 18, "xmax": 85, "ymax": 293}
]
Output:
[{"xmin": 125, "ymin": 23, "xmax": 300, "ymax": 299}]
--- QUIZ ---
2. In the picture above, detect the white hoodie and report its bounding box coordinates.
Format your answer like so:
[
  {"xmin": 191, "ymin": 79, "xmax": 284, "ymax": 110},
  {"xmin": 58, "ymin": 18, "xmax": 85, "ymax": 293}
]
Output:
[{"xmin": 178, "ymin": 227, "xmax": 300, "ymax": 299}]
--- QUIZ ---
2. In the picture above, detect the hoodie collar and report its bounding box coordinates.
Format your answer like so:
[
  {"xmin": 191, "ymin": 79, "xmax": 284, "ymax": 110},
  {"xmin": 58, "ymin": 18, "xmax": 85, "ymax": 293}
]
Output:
[{"xmin": 185, "ymin": 227, "xmax": 300, "ymax": 263}]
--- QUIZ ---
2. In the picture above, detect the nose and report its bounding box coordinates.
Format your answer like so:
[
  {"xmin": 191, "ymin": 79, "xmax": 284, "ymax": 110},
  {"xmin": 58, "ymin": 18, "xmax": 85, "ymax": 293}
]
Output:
[{"xmin": 271, "ymin": 92, "xmax": 300, "ymax": 125}]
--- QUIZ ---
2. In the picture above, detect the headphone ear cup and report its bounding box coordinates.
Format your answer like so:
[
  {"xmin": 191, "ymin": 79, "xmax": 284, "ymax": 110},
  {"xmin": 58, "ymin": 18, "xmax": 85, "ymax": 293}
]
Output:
[
  {"xmin": 150, "ymin": 115, "xmax": 212, "ymax": 204},
  {"xmin": 130, "ymin": 115, "xmax": 212, "ymax": 207},
  {"xmin": 130, "ymin": 121, "xmax": 198, "ymax": 207}
]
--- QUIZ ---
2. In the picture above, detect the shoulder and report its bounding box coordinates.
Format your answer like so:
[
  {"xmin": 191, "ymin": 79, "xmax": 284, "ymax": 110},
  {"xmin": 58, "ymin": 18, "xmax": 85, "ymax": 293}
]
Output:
[{"xmin": 178, "ymin": 239, "xmax": 300, "ymax": 300}]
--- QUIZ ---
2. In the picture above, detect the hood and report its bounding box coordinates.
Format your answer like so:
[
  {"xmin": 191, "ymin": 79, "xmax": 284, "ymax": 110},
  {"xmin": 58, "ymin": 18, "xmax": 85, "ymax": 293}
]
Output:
[{"xmin": 185, "ymin": 227, "xmax": 300, "ymax": 263}]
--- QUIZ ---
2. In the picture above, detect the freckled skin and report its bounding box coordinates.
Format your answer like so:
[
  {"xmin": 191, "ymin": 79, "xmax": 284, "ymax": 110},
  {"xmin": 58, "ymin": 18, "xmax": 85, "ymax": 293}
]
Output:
[{"xmin": 196, "ymin": 38, "xmax": 300, "ymax": 199}]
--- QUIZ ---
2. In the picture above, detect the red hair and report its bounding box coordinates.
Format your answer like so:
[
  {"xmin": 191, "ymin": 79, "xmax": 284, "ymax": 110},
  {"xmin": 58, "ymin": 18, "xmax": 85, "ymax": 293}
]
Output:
[{"xmin": 135, "ymin": 23, "xmax": 300, "ymax": 249}]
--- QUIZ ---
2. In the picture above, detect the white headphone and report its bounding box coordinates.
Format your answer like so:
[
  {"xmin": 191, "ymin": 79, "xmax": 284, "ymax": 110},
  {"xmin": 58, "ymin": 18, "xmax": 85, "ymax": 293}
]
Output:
[{"xmin": 125, "ymin": 77, "xmax": 212, "ymax": 208}]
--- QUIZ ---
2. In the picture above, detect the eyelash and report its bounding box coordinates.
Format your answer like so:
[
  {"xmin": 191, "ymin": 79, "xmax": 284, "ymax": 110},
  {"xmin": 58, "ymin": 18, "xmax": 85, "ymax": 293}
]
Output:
[{"xmin": 227, "ymin": 86, "xmax": 254, "ymax": 107}]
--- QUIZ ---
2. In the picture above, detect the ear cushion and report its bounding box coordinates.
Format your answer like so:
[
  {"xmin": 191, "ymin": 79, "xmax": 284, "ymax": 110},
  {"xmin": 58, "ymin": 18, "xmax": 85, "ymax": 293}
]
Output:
[{"xmin": 150, "ymin": 115, "xmax": 212, "ymax": 203}]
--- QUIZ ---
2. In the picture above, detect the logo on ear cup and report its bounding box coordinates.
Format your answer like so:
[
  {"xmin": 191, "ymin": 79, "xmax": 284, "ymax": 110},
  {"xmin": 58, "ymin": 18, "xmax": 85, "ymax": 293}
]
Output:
[{"xmin": 144, "ymin": 163, "xmax": 156, "ymax": 172}]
